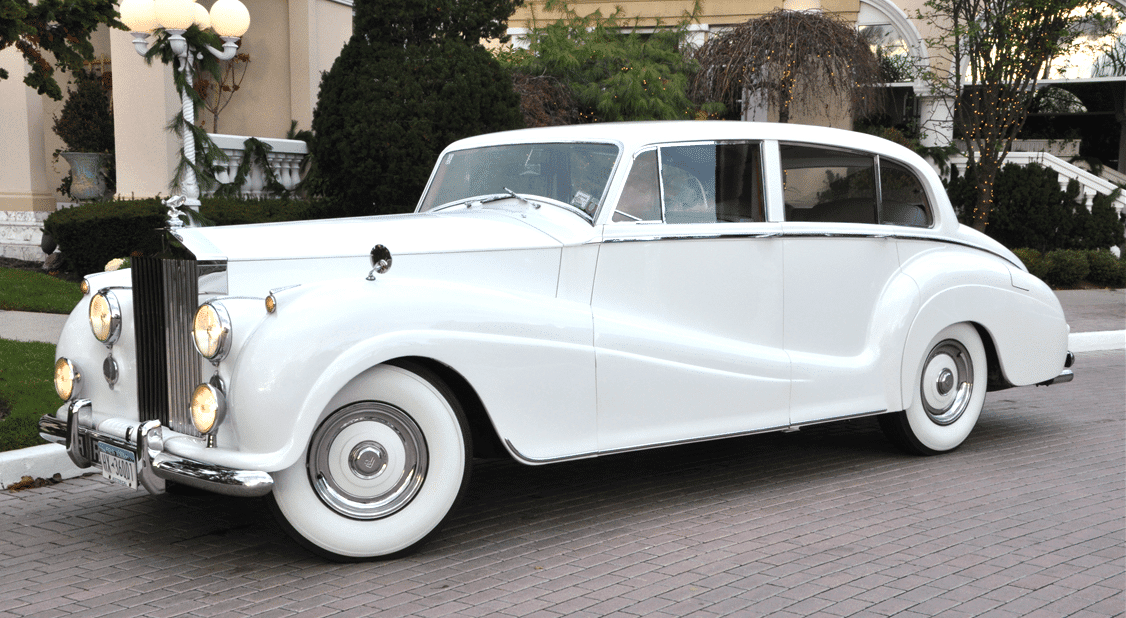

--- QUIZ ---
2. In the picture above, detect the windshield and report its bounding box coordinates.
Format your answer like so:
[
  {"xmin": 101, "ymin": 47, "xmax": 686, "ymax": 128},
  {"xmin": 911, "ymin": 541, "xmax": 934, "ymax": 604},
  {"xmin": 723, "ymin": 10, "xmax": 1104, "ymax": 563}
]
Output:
[{"xmin": 418, "ymin": 142, "xmax": 620, "ymax": 217}]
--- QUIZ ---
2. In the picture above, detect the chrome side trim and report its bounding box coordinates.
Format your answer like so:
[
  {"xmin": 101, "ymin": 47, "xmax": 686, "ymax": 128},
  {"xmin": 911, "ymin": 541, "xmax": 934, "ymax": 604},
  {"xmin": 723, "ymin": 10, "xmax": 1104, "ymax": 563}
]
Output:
[
  {"xmin": 604, "ymin": 231, "xmax": 781, "ymax": 243},
  {"xmin": 789, "ymin": 409, "xmax": 889, "ymax": 429},
  {"xmin": 599, "ymin": 230, "xmax": 1021, "ymax": 269}
]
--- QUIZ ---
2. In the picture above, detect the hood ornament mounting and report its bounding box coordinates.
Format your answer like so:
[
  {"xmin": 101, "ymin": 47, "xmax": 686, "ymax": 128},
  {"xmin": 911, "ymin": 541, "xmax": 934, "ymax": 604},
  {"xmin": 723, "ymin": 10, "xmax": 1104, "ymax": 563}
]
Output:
[{"xmin": 367, "ymin": 245, "xmax": 393, "ymax": 281}]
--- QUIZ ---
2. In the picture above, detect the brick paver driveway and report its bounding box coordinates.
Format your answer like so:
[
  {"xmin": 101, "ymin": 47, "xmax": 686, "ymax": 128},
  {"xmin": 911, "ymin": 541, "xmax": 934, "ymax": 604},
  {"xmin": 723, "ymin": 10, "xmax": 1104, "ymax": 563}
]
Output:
[{"xmin": 2, "ymin": 351, "xmax": 1122, "ymax": 618}]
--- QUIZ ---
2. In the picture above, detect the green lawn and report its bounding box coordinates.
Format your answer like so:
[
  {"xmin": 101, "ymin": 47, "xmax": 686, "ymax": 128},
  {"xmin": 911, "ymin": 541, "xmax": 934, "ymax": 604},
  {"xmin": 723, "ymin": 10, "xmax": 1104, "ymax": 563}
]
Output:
[
  {"xmin": 0, "ymin": 338, "xmax": 56, "ymax": 452},
  {"xmin": 0, "ymin": 267, "xmax": 83, "ymax": 314}
]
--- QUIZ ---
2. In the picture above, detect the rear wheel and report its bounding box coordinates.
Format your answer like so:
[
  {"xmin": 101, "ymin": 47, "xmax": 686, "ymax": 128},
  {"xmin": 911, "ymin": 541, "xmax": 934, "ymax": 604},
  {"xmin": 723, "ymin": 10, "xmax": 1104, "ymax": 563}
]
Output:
[
  {"xmin": 271, "ymin": 362, "xmax": 471, "ymax": 560},
  {"xmin": 880, "ymin": 323, "xmax": 987, "ymax": 455}
]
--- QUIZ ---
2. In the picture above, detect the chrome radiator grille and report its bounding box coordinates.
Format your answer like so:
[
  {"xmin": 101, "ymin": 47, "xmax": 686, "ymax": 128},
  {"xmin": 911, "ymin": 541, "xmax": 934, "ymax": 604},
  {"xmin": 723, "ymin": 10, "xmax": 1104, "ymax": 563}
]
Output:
[{"xmin": 131, "ymin": 257, "xmax": 203, "ymax": 437}]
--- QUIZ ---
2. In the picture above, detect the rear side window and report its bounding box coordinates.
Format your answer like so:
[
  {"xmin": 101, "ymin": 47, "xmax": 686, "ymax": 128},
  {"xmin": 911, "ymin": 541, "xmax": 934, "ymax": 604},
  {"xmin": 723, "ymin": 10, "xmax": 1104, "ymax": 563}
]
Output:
[
  {"xmin": 780, "ymin": 143, "xmax": 933, "ymax": 227},
  {"xmin": 880, "ymin": 158, "xmax": 933, "ymax": 227},
  {"xmin": 781, "ymin": 144, "xmax": 877, "ymax": 224}
]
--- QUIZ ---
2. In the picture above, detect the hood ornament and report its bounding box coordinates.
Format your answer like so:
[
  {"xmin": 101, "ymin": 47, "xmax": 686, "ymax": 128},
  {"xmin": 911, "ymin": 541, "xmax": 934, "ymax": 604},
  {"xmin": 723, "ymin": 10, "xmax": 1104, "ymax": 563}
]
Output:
[
  {"xmin": 367, "ymin": 244, "xmax": 393, "ymax": 281},
  {"xmin": 163, "ymin": 195, "xmax": 204, "ymax": 229}
]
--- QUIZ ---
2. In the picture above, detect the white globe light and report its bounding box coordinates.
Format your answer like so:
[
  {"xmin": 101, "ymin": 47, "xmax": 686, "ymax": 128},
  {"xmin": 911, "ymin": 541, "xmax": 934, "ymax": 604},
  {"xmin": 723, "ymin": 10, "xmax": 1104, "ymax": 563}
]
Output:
[
  {"xmin": 120, "ymin": 0, "xmax": 159, "ymax": 32},
  {"xmin": 192, "ymin": 2, "xmax": 211, "ymax": 30},
  {"xmin": 154, "ymin": 0, "xmax": 196, "ymax": 30},
  {"xmin": 210, "ymin": 0, "xmax": 251, "ymax": 37}
]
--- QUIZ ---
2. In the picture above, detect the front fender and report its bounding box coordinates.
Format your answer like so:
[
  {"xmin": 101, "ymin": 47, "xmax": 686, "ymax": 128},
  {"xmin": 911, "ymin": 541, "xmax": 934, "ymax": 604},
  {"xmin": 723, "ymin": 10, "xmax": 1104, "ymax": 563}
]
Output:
[{"xmin": 216, "ymin": 276, "xmax": 597, "ymax": 471}]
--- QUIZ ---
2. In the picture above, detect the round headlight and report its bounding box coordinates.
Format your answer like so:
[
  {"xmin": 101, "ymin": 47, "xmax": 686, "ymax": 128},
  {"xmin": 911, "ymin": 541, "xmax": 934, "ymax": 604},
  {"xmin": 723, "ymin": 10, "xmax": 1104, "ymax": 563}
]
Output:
[
  {"xmin": 89, "ymin": 290, "xmax": 121, "ymax": 345},
  {"xmin": 190, "ymin": 383, "xmax": 226, "ymax": 434},
  {"xmin": 54, "ymin": 358, "xmax": 81, "ymax": 400},
  {"xmin": 193, "ymin": 302, "xmax": 232, "ymax": 362}
]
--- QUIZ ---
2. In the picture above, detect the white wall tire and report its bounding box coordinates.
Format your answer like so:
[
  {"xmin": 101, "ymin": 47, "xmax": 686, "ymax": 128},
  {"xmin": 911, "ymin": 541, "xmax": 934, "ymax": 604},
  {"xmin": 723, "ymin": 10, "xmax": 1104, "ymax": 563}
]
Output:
[
  {"xmin": 271, "ymin": 362, "xmax": 471, "ymax": 560},
  {"xmin": 880, "ymin": 323, "xmax": 987, "ymax": 455}
]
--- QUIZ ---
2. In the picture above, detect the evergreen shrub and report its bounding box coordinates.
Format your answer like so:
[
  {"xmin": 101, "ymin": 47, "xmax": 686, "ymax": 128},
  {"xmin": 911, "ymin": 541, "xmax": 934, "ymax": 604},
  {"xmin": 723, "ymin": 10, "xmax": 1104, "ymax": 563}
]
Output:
[
  {"xmin": 946, "ymin": 163, "xmax": 1124, "ymax": 252},
  {"xmin": 311, "ymin": 0, "xmax": 524, "ymax": 216},
  {"xmin": 1043, "ymin": 249, "xmax": 1089, "ymax": 288}
]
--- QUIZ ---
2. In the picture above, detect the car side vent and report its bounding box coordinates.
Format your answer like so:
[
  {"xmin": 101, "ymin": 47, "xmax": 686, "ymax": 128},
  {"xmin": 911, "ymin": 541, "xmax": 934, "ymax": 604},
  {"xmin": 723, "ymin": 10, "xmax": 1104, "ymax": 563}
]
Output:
[{"xmin": 132, "ymin": 256, "xmax": 203, "ymax": 438}]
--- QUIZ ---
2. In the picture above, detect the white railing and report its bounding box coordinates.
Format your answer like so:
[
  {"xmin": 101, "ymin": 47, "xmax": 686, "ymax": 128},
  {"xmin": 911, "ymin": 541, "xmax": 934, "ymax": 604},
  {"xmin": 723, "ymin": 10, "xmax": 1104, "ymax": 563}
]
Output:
[
  {"xmin": 206, "ymin": 133, "xmax": 308, "ymax": 198},
  {"xmin": 948, "ymin": 151, "xmax": 1126, "ymax": 217}
]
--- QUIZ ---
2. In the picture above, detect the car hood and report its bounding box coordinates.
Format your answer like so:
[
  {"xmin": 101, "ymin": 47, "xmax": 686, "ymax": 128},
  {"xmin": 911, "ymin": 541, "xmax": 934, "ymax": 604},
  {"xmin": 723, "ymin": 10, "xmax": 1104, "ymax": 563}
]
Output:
[{"xmin": 174, "ymin": 210, "xmax": 565, "ymax": 263}]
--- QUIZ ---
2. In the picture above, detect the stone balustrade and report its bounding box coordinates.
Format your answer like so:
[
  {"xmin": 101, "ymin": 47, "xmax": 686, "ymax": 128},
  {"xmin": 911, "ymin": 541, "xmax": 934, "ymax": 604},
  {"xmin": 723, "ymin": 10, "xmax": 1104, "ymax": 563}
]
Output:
[{"xmin": 206, "ymin": 133, "xmax": 309, "ymax": 198}]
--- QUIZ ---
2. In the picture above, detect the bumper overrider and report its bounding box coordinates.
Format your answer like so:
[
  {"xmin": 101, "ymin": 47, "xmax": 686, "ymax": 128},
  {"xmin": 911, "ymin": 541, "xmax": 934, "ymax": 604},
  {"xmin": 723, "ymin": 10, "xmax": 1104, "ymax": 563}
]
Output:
[{"xmin": 39, "ymin": 399, "xmax": 273, "ymax": 497}]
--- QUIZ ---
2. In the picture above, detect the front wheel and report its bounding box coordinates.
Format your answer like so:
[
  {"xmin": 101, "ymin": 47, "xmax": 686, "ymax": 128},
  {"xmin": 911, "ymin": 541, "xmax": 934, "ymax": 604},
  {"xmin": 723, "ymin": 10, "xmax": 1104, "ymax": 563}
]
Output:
[
  {"xmin": 271, "ymin": 362, "xmax": 472, "ymax": 560},
  {"xmin": 880, "ymin": 323, "xmax": 988, "ymax": 455}
]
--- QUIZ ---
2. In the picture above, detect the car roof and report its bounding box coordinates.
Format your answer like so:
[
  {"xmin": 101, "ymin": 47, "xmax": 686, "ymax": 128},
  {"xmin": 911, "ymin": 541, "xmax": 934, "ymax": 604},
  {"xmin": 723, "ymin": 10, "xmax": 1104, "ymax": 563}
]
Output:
[{"xmin": 444, "ymin": 121, "xmax": 920, "ymax": 163}]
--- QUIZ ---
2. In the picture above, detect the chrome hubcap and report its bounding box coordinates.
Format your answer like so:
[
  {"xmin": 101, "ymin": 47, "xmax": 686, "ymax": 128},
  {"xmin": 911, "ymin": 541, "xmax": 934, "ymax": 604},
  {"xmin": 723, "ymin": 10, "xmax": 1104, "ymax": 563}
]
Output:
[
  {"xmin": 936, "ymin": 368, "xmax": 955, "ymax": 395},
  {"xmin": 920, "ymin": 340, "xmax": 974, "ymax": 426},
  {"xmin": 308, "ymin": 402, "xmax": 428, "ymax": 520},
  {"xmin": 349, "ymin": 441, "xmax": 388, "ymax": 478}
]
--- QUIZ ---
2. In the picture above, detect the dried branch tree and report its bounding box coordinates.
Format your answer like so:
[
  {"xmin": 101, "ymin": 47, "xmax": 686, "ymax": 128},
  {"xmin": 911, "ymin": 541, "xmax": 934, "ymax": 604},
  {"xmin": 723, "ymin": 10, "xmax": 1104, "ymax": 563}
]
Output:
[{"xmin": 689, "ymin": 9, "xmax": 883, "ymax": 124}]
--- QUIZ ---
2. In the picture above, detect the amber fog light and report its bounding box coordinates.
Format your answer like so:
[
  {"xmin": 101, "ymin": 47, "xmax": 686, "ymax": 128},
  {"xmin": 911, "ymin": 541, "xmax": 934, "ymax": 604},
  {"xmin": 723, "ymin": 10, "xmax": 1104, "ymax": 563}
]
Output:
[
  {"xmin": 89, "ymin": 290, "xmax": 121, "ymax": 345},
  {"xmin": 191, "ymin": 383, "xmax": 226, "ymax": 434},
  {"xmin": 80, "ymin": 279, "xmax": 91, "ymax": 295},
  {"xmin": 54, "ymin": 358, "xmax": 81, "ymax": 400},
  {"xmin": 193, "ymin": 302, "xmax": 232, "ymax": 362}
]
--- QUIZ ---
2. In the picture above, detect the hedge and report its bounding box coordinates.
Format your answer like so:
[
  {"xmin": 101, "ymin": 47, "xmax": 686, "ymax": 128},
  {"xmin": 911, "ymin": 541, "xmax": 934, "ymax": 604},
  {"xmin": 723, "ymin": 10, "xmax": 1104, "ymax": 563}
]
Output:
[
  {"xmin": 44, "ymin": 196, "xmax": 346, "ymax": 276},
  {"xmin": 1014, "ymin": 247, "xmax": 1126, "ymax": 289}
]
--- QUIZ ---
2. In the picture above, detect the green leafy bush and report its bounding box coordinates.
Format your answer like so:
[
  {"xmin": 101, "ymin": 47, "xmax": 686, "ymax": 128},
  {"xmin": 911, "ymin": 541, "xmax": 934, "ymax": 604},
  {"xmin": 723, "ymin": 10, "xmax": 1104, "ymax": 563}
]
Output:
[
  {"xmin": 1044, "ymin": 249, "xmax": 1090, "ymax": 288},
  {"xmin": 504, "ymin": 0, "xmax": 720, "ymax": 122},
  {"xmin": 44, "ymin": 197, "xmax": 345, "ymax": 276},
  {"xmin": 1012, "ymin": 247, "xmax": 1049, "ymax": 281},
  {"xmin": 1086, "ymin": 249, "xmax": 1126, "ymax": 288}
]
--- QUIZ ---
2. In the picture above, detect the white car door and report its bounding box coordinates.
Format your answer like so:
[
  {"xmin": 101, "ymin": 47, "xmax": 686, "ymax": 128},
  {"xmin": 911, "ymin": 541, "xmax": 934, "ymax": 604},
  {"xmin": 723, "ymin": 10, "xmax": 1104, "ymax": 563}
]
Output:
[{"xmin": 592, "ymin": 143, "xmax": 791, "ymax": 453}]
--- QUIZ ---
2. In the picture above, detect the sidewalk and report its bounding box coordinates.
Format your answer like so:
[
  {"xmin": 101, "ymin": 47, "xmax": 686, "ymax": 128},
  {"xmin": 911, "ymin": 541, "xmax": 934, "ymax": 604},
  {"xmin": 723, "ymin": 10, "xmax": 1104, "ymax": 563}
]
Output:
[{"xmin": 1, "ymin": 289, "xmax": 1123, "ymax": 487}]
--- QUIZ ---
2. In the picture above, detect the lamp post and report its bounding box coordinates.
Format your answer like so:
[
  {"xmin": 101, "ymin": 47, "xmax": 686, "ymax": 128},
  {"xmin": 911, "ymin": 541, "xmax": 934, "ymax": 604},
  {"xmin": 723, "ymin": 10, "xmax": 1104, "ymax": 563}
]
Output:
[{"xmin": 119, "ymin": 0, "xmax": 251, "ymax": 209}]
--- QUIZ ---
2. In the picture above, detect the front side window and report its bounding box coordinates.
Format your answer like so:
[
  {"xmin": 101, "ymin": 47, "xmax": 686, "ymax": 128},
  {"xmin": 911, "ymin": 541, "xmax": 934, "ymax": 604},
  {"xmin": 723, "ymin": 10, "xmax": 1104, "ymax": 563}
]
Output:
[
  {"xmin": 419, "ymin": 142, "xmax": 620, "ymax": 217},
  {"xmin": 612, "ymin": 142, "xmax": 765, "ymax": 224}
]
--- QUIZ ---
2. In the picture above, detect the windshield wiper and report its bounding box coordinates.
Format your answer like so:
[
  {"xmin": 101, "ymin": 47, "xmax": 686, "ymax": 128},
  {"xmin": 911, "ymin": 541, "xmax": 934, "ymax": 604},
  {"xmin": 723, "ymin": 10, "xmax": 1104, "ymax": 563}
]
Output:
[{"xmin": 479, "ymin": 188, "xmax": 530, "ymax": 206}]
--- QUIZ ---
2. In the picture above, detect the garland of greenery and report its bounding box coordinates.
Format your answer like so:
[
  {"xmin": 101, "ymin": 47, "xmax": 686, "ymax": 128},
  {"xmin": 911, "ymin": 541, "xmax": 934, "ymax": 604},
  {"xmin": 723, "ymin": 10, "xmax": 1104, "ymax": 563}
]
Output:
[{"xmin": 141, "ymin": 26, "xmax": 292, "ymax": 199}]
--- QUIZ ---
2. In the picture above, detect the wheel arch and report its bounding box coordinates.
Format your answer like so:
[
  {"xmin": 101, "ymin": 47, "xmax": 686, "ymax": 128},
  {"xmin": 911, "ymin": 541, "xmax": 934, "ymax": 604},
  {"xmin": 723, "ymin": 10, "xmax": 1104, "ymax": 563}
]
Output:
[{"xmin": 387, "ymin": 356, "xmax": 510, "ymax": 460}]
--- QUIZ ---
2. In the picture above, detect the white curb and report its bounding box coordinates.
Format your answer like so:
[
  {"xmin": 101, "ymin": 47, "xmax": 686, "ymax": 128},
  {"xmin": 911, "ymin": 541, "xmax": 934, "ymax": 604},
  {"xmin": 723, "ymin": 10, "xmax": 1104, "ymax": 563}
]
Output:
[{"xmin": 0, "ymin": 443, "xmax": 93, "ymax": 488}]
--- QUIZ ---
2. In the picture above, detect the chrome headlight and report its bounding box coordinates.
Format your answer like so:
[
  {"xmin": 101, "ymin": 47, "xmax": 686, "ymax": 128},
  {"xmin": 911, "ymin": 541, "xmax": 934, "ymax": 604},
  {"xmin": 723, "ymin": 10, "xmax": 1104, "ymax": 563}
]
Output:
[
  {"xmin": 89, "ymin": 290, "xmax": 121, "ymax": 345},
  {"xmin": 193, "ymin": 302, "xmax": 232, "ymax": 362},
  {"xmin": 190, "ymin": 383, "xmax": 226, "ymax": 434},
  {"xmin": 54, "ymin": 358, "xmax": 81, "ymax": 400}
]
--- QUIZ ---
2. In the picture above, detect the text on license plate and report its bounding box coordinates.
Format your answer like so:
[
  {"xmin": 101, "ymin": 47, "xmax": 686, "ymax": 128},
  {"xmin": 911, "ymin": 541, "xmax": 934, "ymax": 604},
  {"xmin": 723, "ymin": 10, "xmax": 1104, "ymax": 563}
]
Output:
[{"xmin": 96, "ymin": 442, "xmax": 137, "ymax": 489}]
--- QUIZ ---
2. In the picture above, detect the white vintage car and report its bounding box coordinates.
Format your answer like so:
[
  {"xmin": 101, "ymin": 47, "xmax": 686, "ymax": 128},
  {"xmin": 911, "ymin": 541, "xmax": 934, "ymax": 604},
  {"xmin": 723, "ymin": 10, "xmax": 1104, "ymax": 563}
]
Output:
[{"xmin": 41, "ymin": 122, "xmax": 1073, "ymax": 559}]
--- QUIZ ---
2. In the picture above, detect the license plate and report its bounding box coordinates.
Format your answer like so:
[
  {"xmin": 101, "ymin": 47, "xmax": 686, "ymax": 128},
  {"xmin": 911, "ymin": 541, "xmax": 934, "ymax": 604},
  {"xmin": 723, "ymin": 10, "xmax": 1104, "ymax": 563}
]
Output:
[{"xmin": 96, "ymin": 442, "xmax": 138, "ymax": 489}]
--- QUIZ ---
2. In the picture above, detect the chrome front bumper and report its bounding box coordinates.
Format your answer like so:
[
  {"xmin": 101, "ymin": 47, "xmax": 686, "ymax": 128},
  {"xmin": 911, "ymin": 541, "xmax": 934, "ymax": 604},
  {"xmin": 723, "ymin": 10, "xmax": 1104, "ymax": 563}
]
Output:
[{"xmin": 39, "ymin": 399, "xmax": 273, "ymax": 498}]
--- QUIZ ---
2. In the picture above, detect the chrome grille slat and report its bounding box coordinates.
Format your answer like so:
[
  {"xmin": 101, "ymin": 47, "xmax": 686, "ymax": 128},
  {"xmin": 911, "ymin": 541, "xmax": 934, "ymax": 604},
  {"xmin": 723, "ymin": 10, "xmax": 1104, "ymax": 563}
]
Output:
[{"xmin": 132, "ymin": 257, "xmax": 203, "ymax": 438}]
